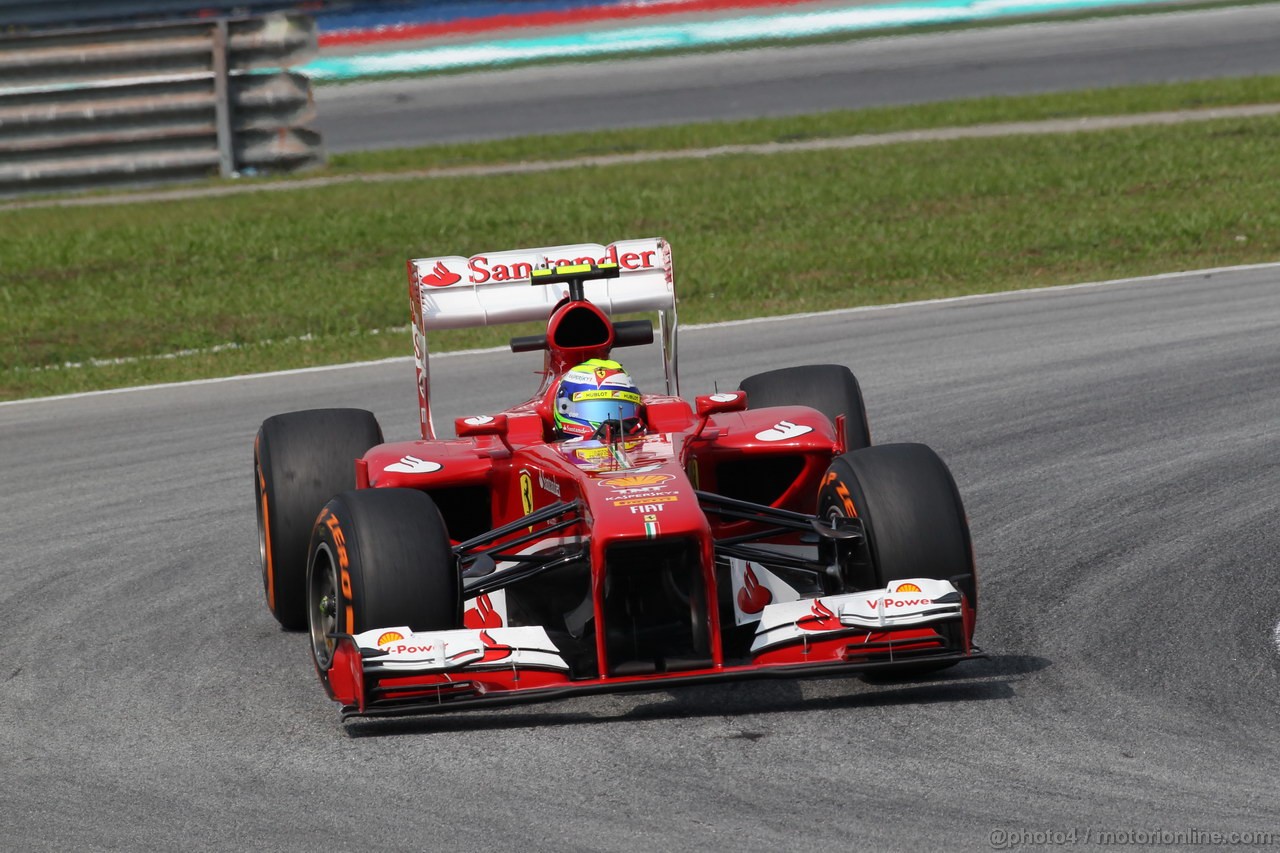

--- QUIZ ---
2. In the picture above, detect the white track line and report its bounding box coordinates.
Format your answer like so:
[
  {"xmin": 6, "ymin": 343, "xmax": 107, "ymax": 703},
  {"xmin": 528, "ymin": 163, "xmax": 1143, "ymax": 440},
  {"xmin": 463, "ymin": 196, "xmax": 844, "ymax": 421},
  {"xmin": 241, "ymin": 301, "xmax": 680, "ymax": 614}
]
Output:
[
  {"xmin": 681, "ymin": 261, "xmax": 1280, "ymax": 330},
  {"xmin": 4, "ymin": 260, "xmax": 1279, "ymax": 407},
  {"xmin": 22, "ymin": 326, "xmax": 412, "ymax": 372}
]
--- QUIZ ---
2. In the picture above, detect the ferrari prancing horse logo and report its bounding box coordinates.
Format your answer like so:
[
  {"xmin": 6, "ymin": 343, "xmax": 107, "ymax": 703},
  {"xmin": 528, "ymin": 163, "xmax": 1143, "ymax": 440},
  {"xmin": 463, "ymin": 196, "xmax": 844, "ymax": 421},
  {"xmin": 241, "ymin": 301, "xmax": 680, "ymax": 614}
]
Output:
[
  {"xmin": 594, "ymin": 364, "xmax": 623, "ymax": 385},
  {"xmin": 519, "ymin": 471, "xmax": 534, "ymax": 516}
]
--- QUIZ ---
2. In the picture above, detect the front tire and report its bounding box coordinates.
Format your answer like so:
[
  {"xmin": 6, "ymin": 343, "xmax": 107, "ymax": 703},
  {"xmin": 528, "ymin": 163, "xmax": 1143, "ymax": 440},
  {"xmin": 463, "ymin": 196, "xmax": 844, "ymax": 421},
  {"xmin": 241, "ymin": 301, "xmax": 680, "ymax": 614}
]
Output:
[
  {"xmin": 254, "ymin": 408, "xmax": 382, "ymax": 630},
  {"xmin": 818, "ymin": 443, "xmax": 976, "ymax": 678},
  {"xmin": 307, "ymin": 488, "xmax": 460, "ymax": 692},
  {"xmin": 817, "ymin": 442, "xmax": 975, "ymax": 608},
  {"xmin": 739, "ymin": 364, "xmax": 871, "ymax": 451}
]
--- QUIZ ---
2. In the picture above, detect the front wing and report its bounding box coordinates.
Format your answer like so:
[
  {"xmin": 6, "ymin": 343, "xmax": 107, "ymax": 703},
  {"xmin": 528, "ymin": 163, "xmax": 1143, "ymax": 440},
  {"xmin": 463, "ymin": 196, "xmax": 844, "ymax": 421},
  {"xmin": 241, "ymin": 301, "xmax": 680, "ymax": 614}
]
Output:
[{"xmin": 326, "ymin": 578, "xmax": 981, "ymax": 720}]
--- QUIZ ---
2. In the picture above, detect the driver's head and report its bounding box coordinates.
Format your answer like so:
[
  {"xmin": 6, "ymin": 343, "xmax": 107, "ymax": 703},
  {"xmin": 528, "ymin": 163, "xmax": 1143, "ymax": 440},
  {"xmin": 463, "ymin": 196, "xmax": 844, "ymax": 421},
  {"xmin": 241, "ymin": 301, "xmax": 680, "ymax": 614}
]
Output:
[{"xmin": 554, "ymin": 359, "xmax": 642, "ymax": 439}]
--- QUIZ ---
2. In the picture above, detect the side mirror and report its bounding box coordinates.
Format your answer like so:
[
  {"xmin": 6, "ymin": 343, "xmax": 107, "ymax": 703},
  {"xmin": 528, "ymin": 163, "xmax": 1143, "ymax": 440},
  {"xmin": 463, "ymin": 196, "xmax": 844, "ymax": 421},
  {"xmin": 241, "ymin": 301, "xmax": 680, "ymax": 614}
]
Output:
[
  {"xmin": 687, "ymin": 391, "xmax": 747, "ymax": 448},
  {"xmin": 454, "ymin": 414, "xmax": 509, "ymax": 437},
  {"xmin": 695, "ymin": 391, "xmax": 747, "ymax": 417}
]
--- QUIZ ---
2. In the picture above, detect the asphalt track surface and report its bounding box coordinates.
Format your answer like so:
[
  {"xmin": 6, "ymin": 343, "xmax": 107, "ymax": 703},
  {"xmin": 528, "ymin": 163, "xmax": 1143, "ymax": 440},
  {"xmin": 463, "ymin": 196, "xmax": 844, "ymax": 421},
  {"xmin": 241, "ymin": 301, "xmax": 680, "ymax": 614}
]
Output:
[
  {"xmin": 3, "ymin": 268, "xmax": 1279, "ymax": 850},
  {"xmin": 313, "ymin": 5, "xmax": 1280, "ymax": 151}
]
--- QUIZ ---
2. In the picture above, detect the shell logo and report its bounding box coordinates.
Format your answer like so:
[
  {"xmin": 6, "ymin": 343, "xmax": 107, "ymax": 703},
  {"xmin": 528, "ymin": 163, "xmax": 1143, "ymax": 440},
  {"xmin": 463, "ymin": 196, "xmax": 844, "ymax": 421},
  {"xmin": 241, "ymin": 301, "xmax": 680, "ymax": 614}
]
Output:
[
  {"xmin": 377, "ymin": 631, "xmax": 405, "ymax": 646},
  {"xmin": 894, "ymin": 583, "xmax": 923, "ymax": 593},
  {"xmin": 599, "ymin": 474, "xmax": 675, "ymax": 489}
]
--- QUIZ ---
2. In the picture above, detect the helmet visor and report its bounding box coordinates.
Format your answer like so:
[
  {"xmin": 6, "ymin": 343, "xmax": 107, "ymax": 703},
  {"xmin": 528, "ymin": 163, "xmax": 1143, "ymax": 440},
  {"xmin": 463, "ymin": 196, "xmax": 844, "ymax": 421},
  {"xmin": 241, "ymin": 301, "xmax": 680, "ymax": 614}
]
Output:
[{"xmin": 571, "ymin": 395, "xmax": 639, "ymax": 426}]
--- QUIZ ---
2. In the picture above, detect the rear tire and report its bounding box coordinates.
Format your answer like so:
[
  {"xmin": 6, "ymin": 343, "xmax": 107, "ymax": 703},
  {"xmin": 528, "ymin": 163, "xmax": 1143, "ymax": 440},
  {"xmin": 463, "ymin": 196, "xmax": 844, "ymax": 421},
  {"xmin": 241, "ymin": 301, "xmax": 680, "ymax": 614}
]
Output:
[
  {"xmin": 307, "ymin": 488, "xmax": 461, "ymax": 691},
  {"xmin": 739, "ymin": 364, "xmax": 871, "ymax": 451},
  {"xmin": 254, "ymin": 408, "xmax": 382, "ymax": 630}
]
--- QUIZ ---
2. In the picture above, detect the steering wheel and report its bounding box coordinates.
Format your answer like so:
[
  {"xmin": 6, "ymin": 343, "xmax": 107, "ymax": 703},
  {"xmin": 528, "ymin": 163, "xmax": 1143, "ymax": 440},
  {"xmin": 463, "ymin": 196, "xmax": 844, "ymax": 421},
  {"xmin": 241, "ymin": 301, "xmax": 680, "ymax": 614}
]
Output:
[{"xmin": 591, "ymin": 417, "xmax": 644, "ymax": 441}]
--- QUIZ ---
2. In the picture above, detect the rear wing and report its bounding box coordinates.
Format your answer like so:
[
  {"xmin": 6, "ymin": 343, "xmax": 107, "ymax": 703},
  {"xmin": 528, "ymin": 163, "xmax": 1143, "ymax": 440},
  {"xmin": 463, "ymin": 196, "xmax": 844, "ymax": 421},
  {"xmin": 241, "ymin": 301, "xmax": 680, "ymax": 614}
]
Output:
[{"xmin": 406, "ymin": 238, "xmax": 678, "ymax": 438}]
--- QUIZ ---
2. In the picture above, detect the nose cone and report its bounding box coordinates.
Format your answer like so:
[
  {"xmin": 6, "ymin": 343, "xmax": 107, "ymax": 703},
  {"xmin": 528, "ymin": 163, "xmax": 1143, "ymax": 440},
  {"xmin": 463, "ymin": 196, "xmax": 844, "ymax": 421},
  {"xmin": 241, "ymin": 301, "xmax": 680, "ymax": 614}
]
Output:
[{"xmin": 583, "ymin": 463, "xmax": 708, "ymax": 541}]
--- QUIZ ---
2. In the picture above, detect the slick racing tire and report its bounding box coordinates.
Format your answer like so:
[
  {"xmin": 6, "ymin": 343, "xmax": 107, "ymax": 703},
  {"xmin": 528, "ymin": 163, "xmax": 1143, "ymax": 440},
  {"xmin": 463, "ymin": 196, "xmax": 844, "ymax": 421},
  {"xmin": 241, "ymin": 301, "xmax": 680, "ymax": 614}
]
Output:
[
  {"xmin": 818, "ymin": 442, "xmax": 975, "ymax": 608},
  {"xmin": 307, "ymin": 488, "xmax": 461, "ymax": 693},
  {"xmin": 739, "ymin": 364, "xmax": 871, "ymax": 451},
  {"xmin": 254, "ymin": 408, "xmax": 383, "ymax": 630},
  {"xmin": 818, "ymin": 443, "xmax": 975, "ymax": 678}
]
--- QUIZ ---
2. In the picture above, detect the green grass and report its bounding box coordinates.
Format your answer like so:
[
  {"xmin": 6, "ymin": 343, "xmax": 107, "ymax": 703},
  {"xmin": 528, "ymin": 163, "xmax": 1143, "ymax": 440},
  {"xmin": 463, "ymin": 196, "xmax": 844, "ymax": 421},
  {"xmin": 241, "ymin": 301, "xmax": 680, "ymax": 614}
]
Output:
[{"xmin": 4, "ymin": 77, "xmax": 1280, "ymax": 400}]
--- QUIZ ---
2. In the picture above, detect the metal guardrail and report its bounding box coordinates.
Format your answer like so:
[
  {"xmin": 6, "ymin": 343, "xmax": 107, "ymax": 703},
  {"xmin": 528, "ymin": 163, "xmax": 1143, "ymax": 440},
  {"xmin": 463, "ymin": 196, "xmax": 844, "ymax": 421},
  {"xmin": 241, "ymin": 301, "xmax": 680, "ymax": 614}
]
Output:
[
  {"xmin": 0, "ymin": 1, "xmax": 322, "ymax": 31},
  {"xmin": 0, "ymin": 13, "xmax": 323, "ymax": 197}
]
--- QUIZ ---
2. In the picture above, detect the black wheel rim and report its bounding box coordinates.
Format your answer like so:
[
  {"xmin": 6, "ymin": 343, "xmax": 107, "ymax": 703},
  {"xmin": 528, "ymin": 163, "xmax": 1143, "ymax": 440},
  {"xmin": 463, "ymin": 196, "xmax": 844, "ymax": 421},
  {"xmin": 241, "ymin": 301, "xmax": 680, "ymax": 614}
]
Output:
[
  {"xmin": 309, "ymin": 546, "xmax": 339, "ymax": 670},
  {"xmin": 254, "ymin": 457, "xmax": 269, "ymax": 594}
]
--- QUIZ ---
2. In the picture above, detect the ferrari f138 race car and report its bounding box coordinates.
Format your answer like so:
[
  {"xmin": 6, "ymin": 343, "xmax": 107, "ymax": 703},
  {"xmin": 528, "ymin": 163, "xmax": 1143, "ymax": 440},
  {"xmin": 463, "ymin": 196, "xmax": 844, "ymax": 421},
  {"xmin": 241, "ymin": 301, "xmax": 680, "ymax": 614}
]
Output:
[{"xmin": 253, "ymin": 238, "xmax": 982, "ymax": 720}]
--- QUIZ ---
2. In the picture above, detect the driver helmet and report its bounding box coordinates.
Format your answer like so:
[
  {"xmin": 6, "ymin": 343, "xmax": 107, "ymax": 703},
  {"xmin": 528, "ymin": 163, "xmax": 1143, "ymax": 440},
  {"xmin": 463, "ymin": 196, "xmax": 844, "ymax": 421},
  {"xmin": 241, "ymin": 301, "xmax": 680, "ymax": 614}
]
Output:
[{"xmin": 554, "ymin": 359, "xmax": 642, "ymax": 438}]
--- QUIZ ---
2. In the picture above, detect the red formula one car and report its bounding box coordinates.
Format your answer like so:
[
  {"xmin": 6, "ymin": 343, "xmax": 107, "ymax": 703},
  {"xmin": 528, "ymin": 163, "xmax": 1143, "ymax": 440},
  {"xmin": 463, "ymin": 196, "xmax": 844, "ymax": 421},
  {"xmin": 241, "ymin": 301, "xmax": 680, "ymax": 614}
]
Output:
[{"xmin": 253, "ymin": 238, "xmax": 982, "ymax": 720}]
